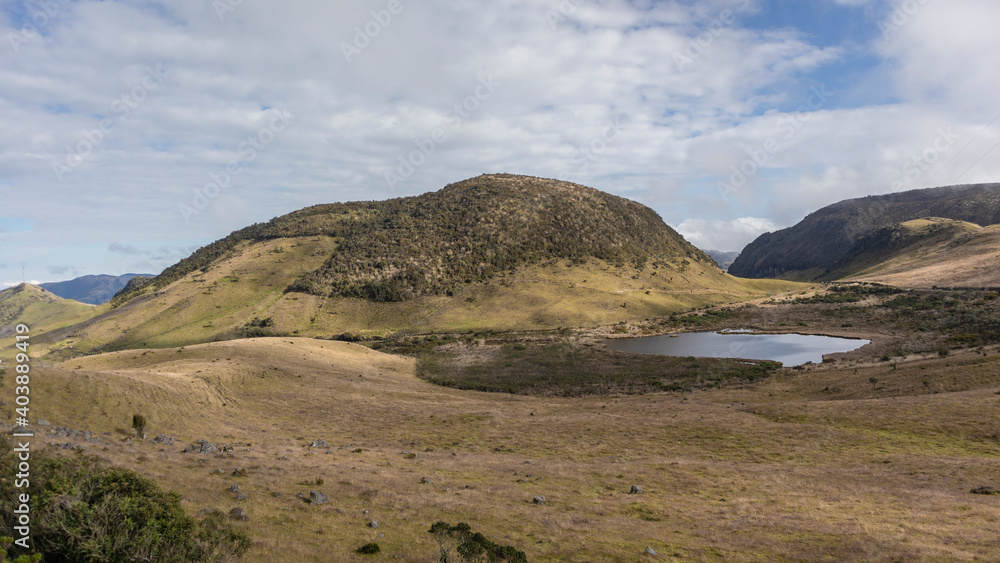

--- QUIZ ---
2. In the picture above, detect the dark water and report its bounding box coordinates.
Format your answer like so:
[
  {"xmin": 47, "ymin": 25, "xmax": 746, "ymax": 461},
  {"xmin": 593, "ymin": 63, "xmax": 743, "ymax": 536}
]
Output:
[{"xmin": 605, "ymin": 331, "xmax": 870, "ymax": 367}]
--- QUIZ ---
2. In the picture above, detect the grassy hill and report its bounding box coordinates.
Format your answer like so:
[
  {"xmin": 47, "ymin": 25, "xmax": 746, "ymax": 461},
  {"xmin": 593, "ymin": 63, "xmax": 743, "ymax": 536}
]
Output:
[
  {"xmin": 34, "ymin": 175, "xmax": 803, "ymax": 357},
  {"xmin": 729, "ymin": 183, "xmax": 1000, "ymax": 280},
  {"xmin": 0, "ymin": 284, "xmax": 99, "ymax": 354},
  {"xmin": 823, "ymin": 218, "xmax": 1000, "ymax": 287}
]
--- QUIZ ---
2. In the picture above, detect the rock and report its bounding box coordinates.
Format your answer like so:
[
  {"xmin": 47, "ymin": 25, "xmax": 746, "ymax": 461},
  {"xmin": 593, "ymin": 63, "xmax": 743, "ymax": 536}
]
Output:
[
  {"xmin": 971, "ymin": 486, "xmax": 999, "ymax": 495},
  {"xmin": 228, "ymin": 507, "xmax": 249, "ymax": 521},
  {"xmin": 235, "ymin": 493, "xmax": 247, "ymax": 501},
  {"xmin": 37, "ymin": 419, "xmax": 51, "ymax": 426},
  {"xmin": 645, "ymin": 546, "xmax": 658, "ymax": 557},
  {"xmin": 630, "ymin": 485, "xmax": 644, "ymax": 495},
  {"xmin": 368, "ymin": 520, "xmax": 379, "ymax": 529},
  {"xmin": 532, "ymin": 495, "xmax": 546, "ymax": 505},
  {"xmin": 211, "ymin": 468, "xmax": 225, "ymax": 475},
  {"xmin": 420, "ymin": 477, "xmax": 434, "ymax": 484},
  {"xmin": 310, "ymin": 439, "xmax": 328, "ymax": 448},
  {"xmin": 230, "ymin": 484, "xmax": 240, "ymax": 493},
  {"xmin": 199, "ymin": 440, "xmax": 217, "ymax": 454},
  {"xmin": 152, "ymin": 434, "xmax": 173, "ymax": 445},
  {"xmin": 273, "ymin": 492, "xmax": 282, "ymax": 498},
  {"xmin": 309, "ymin": 490, "xmax": 329, "ymax": 505},
  {"xmin": 231, "ymin": 467, "xmax": 247, "ymax": 477}
]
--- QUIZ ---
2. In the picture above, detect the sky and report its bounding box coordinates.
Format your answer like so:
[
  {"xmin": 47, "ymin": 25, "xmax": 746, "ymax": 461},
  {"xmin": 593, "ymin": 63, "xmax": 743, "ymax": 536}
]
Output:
[{"xmin": 2, "ymin": 0, "xmax": 999, "ymax": 286}]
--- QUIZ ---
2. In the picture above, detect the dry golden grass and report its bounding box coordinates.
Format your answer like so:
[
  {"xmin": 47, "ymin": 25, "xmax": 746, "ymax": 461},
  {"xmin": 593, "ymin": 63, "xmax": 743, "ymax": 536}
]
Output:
[
  {"xmin": 847, "ymin": 222, "xmax": 1000, "ymax": 288},
  {"xmin": 13, "ymin": 337, "xmax": 1000, "ymax": 561}
]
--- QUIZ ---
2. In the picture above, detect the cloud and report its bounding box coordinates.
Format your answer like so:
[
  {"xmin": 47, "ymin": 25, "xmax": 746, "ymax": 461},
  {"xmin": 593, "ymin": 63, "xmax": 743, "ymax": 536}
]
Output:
[
  {"xmin": 1, "ymin": 0, "xmax": 998, "ymax": 282},
  {"xmin": 108, "ymin": 242, "xmax": 143, "ymax": 255},
  {"xmin": 675, "ymin": 217, "xmax": 780, "ymax": 252}
]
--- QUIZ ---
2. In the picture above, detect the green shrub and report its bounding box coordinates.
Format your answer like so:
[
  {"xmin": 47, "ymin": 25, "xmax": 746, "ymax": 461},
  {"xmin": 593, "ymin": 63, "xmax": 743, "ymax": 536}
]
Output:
[
  {"xmin": 429, "ymin": 522, "xmax": 526, "ymax": 563},
  {"xmin": 0, "ymin": 436, "xmax": 250, "ymax": 562},
  {"xmin": 357, "ymin": 543, "xmax": 380, "ymax": 555}
]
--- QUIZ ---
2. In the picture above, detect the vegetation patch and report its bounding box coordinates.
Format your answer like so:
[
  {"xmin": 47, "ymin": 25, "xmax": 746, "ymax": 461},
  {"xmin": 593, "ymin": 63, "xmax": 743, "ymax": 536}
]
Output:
[
  {"xmin": 413, "ymin": 338, "xmax": 780, "ymax": 396},
  {"xmin": 0, "ymin": 435, "xmax": 250, "ymax": 563}
]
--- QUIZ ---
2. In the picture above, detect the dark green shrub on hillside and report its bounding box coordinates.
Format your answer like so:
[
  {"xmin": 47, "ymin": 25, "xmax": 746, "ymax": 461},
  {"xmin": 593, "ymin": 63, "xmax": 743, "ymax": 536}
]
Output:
[
  {"xmin": 0, "ymin": 436, "xmax": 250, "ymax": 562},
  {"xmin": 429, "ymin": 522, "xmax": 527, "ymax": 563}
]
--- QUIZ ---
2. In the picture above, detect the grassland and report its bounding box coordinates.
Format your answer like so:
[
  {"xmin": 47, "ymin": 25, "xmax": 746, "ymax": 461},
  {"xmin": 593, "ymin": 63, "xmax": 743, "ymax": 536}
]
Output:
[
  {"xmin": 822, "ymin": 218, "xmax": 1000, "ymax": 287},
  {"xmin": 6, "ymin": 318, "xmax": 1000, "ymax": 561}
]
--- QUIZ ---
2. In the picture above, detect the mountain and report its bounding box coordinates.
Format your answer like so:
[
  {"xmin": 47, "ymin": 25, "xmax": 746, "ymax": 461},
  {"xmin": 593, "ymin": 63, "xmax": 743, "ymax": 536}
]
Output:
[
  {"xmin": 0, "ymin": 284, "xmax": 97, "ymax": 350},
  {"xmin": 37, "ymin": 174, "xmax": 801, "ymax": 356},
  {"xmin": 823, "ymin": 218, "xmax": 1000, "ymax": 287},
  {"xmin": 729, "ymin": 183, "xmax": 1000, "ymax": 280},
  {"xmin": 704, "ymin": 250, "xmax": 740, "ymax": 271},
  {"xmin": 40, "ymin": 273, "xmax": 154, "ymax": 305}
]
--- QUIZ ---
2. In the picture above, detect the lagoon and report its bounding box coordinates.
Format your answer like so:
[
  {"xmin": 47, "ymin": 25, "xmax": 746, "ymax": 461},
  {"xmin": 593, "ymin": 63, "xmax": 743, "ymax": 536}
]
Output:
[{"xmin": 605, "ymin": 331, "xmax": 870, "ymax": 367}]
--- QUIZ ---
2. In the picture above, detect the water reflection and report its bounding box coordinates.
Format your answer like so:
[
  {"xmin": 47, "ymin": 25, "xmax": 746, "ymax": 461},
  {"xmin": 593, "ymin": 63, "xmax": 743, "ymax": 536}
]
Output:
[{"xmin": 605, "ymin": 331, "xmax": 869, "ymax": 367}]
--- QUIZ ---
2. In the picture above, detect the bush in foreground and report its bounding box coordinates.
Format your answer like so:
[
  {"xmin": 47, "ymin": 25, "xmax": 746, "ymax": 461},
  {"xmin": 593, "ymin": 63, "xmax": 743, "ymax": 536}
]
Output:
[{"xmin": 0, "ymin": 435, "xmax": 250, "ymax": 562}]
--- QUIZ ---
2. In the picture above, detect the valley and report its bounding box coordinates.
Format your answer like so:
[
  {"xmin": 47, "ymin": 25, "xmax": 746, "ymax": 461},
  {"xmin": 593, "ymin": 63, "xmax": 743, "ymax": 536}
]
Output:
[{"xmin": 3, "ymin": 176, "xmax": 1000, "ymax": 561}]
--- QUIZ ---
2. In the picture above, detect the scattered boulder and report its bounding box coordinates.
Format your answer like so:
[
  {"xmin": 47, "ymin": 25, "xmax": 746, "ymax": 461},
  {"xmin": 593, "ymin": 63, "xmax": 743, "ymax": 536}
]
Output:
[
  {"xmin": 420, "ymin": 477, "xmax": 434, "ymax": 485},
  {"xmin": 971, "ymin": 486, "xmax": 999, "ymax": 495},
  {"xmin": 152, "ymin": 434, "xmax": 173, "ymax": 445},
  {"xmin": 309, "ymin": 490, "xmax": 329, "ymax": 505},
  {"xmin": 228, "ymin": 507, "xmax": 249, "ymax": 521},
  {"xmin": 198, "ymin": 440, "xmax": 217, "ymax": 454},
  {"xmin": 235, "ymin": 493, "xmax": 247, "ymax": 501},
  {"xmin": 37, "ymin": 419, "xmax": 51, "ymax": 426},
  {"xmin": 231, "ymin": 467, "xmax": 247, "ymax": 477},
  {"xmin": 645, "ymin": 546, "xmax": 658, "ymax": 557},
  {"xmin": 368, "ymin": 520, "xmax": 379, "ymax": 529},
  {"xmin": 630, "ymin": 485, "xmax": 644, "ymax": 495},
  {"xmin": 533, "ymin": 495, "xmax": 546, "ymax": 505},
  {"xmin": 310, "ymin": 439, "xmax": 328, "ymax": 448},
  {"xmin": 230, "ymin": 484, "xmax": 240, "ymax": 493}
]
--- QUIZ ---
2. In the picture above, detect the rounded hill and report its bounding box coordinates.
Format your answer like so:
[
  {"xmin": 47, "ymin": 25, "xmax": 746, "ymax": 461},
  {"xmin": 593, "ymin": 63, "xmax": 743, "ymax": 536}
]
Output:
[{"xmin": 118, "ymin": 174, "xmax": 709, "ymax": 304}]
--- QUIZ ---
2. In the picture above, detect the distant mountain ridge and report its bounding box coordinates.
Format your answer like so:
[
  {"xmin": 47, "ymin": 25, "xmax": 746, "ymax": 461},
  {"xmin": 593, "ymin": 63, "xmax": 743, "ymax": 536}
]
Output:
[
  {"xmin": 704, "ymin": 250, "xmax": 740, "ymax": 271},
  {"xmin": 729, "ymin": 183, "xmax": 1000, "ymax": 280},
  {"xmin": 41, "ymin": 273, "xmax": 153, "ymax": 305}
]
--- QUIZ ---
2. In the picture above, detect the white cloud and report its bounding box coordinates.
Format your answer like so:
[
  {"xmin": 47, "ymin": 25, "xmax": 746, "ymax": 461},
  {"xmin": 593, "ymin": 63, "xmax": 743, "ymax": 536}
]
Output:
[
  {"xmin": 675, "ymin": 217, "xmax": 780, "ymax": 252},
  {"xmin": 0, "ymin": 0, "xmax": 997, "ymax": 281}
]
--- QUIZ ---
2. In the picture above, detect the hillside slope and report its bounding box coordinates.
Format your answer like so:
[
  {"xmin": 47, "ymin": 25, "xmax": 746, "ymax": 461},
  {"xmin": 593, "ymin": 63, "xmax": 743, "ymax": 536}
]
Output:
[
  {"xmin": 729, "ymin": 183, "xmax": 1000, "ymax": 280},
  {"xmin": 825, "ymin": 218, "xmax": 1000, "ymax": 287},
  {"xmin": 35, "ymin": 175, "xmax": 802, "ymax": 356},
  {"xmin": 0, "ymin": 284, "xmax": 99, "ymax": 360}
]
